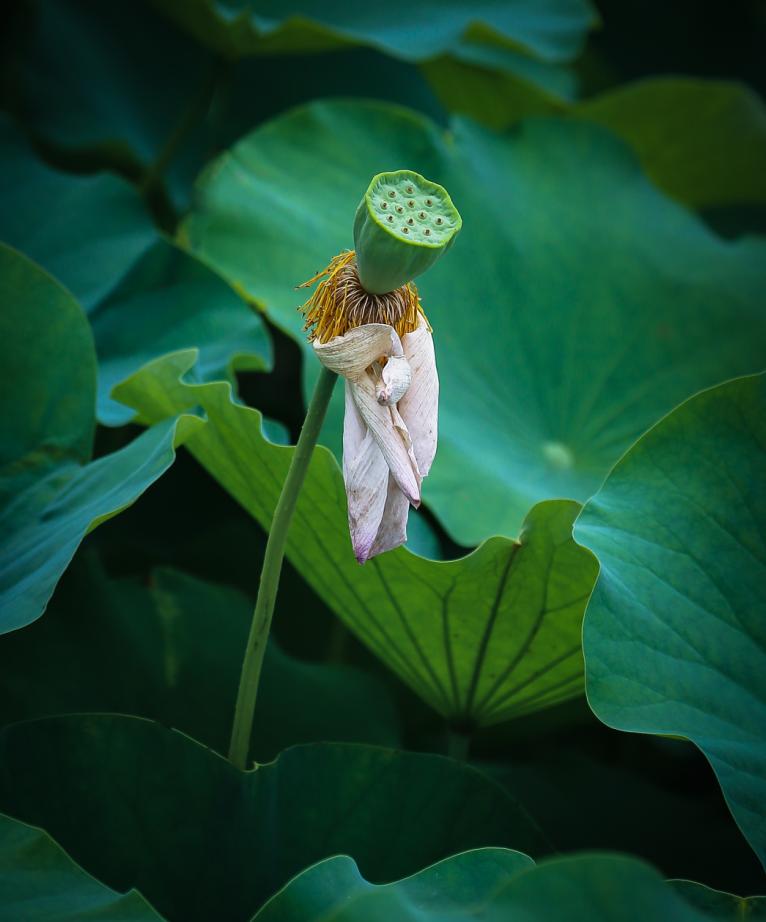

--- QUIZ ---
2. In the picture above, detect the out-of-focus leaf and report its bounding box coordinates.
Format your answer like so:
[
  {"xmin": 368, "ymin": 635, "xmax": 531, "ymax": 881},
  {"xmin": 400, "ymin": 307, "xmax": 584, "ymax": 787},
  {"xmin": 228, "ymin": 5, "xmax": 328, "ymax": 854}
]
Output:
[
  {"xmin": 422, "ymin": 38, "xmax": 575, "ymax": 129},
  {"xmin": 0, "ymin": 562, "xmax": 400, "ymax": 759},
  {"xmin": 0, "ymin": 715, "xmax": 547, "ymax": 921},
  {"xmin": 255, "ymin": 850, "xmax": 762, "ymax": 921},
  {"xmin": 575, "ymin": 373, "xmax": 766, "ymax": 869},
  {"xmin": 0, "ymin": 244, "xmax": 198, "ymax": 634},
  {"xmin": 419, "ymin": 73, "xmax": 766, "ymax": 211},
  {"xmin": 91, "ymin": 238, "xmax": 271, "ymax": 425},
  {"xmin": 670, "ymin": 881, "xmax": 766, "ymax": 920},
  {"xmin": 8, "ymin": 0, "xmax": 443, "ymax": 209},
  {"xmin": 116, "ymin": 351, "xmax": 597, "ymax": 727},
  {"xmin": 488, "ymin": 739, "xmax": 765, "ymax": 894},
  {"xmin": 576, "ymin": 78, "xmax": 766, "ymax": 209},
  {"xmin": 153, "ymin": 0, "xmax": 597, "ymax": 63},
  {"xmin": 0, "ymin": 114, "xmax": 154, "ymax": 312},
  {"xmin": 0, "ymin": 812, "xmax": 165, "ymax": 921},
  {"xmin": 10, "ymin": 0, "xmax": 214, "ymax": 173},
  {"xmin": 0, "ymin": 118, "xmax": 271, "ymax": 425},
  {"xmin": 181, "ymin": 99, "xmax": 766, "ymax": 544}
]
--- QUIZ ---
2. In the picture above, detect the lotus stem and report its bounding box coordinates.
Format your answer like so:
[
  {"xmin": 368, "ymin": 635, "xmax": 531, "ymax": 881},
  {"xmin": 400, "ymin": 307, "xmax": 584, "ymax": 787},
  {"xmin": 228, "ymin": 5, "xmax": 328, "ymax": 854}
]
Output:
[{"xmin": 228, "ymin": 367, "xmax": 337, "ymax": 770}]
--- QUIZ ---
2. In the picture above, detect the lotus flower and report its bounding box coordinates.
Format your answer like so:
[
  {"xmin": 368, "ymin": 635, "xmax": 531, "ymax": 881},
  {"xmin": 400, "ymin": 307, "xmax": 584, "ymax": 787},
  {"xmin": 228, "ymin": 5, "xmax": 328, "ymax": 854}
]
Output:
[{"xmin": 298, "ymin": 170, "xmax": 460, "ymax": 563}]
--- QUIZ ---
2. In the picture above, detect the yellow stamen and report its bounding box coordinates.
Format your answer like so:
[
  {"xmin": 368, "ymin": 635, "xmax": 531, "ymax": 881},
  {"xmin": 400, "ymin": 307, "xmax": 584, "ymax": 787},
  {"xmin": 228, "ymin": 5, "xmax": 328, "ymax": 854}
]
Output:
[{"xmin": 297, "ymin": 250, "xmax": 430, "ymax": 343}]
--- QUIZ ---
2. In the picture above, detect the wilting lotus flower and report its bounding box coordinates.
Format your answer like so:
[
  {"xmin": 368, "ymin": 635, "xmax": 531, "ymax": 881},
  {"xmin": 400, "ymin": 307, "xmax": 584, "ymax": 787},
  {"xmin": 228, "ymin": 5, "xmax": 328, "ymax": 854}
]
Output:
[{"xmin": 299, "ymin": 170, "xmax": 461, "ymax": 563}]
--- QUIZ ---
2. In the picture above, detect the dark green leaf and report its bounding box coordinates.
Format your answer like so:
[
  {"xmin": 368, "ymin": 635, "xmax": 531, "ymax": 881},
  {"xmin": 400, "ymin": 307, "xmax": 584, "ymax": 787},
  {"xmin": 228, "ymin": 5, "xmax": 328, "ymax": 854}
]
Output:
[
  {"xmin": 182, "ymin": 100, "xmax": 766, "ymax": 544},
  {"xmin": 153, "ymin": 0, "xmax": 597, "ymax": 63},
  {"xmin": 0, "ymin": 562, "xmax": 400, "ymax": 759},
  {"xmin": 670, "ymin": 881, "xmax": 766, "ymax": 920},
  {"xmin": 9, "ymin": 2, "xmax": 445, "ymax": 211},
  {"xmin": 0, "ymin": 812, "xmax": 164, "ymax": 921},
  {"xmin": 0, "ymin": 715, "xmax": 546, "ymax": 921},
  {"xmin": 575, "ymin": 373, "xmax": 766, "ymax": 868},
  {"xmin": 254, "ymin": 848, "xmax": 533, "ymax": 921},
  {"xmin": 255, "ymin": 850, "xmax": 763, "ymax": 921},
  {"xmin": 0, "ymin": 244, "xmax": 197, "ymax": 633}
]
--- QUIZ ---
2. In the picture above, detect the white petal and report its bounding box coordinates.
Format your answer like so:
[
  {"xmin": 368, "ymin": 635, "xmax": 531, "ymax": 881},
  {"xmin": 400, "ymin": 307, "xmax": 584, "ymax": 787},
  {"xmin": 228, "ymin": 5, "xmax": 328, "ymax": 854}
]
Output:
[
  {"xmin": 351, "ymin": 374, "xmax": 421, "ymax": 505},
  {"xmin": 375, "ymin": 354, "xmax": 412, "ymax": 406},
  {"xmin": 313, "ymin": 323, "xmax": 404, "ymax": 381},
  {"xmin": 399, "ymin": 320, "xmax": 439, "ymax": 477},
  {"xmin": 368, "ymin": 476, "xmax": 410, "ymax": 559},
  {"xmin": 342, "ymin": 382, "xmax": 389, "ymax": 563}
]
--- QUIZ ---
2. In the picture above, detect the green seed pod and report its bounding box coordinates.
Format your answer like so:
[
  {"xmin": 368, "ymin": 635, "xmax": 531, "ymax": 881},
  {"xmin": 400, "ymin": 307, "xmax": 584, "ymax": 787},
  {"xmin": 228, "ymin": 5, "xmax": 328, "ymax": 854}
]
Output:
[{"xmin": 353, "ymin": 170, "xmax": 462, "ymax": 294}]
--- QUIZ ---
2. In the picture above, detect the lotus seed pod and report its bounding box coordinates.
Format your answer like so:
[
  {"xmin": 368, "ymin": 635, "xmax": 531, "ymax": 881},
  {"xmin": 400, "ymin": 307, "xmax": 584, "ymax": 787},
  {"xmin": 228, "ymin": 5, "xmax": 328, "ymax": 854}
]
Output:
[{"xmin": 353, "ymin": 170, "xmax": 462, "ymax": 294}]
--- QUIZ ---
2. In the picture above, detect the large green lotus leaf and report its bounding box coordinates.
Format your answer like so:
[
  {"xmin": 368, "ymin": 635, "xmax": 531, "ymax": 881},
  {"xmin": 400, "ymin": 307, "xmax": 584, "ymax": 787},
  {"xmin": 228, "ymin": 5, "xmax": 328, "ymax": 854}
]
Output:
[
  {"xmin": 0, "ymin": 715, "xmax": 546, "ymax": 921},
  {"xmin": 0, "ymin": 115, "xmax": 155, "ymax": 313},
  {"xmin": 0, "ymin": 562, "xmax": 400, "ymax": 759},
  {"xmin": 0, "ymin": 812, "xmax": 164, "ymax": 921},
  {"xmin": 115, "ymin": 350, "xmax": 597, "ymax": 727},
  {"xmin": 182, "ymin": 99, "xmax": 766, "ymax": 543},
  {"xmin": 0, "ymin": 245, "xmax": 199, "ymax": 634},
  {"xmin": 154, "ymin": 0, "xmax": 596, "ymax": 63},
  {"xmin": 255, "ymin": 851, "xmax": 766, "ymax": 921},
  {"xmin": 91, "ymin": 238, "xmax": 271, "ymax": 425},
  {"xmin": 576, "ymin": 78, "xmax": 766, "ymax": 209},
  {"xmin": 575, "ymin": 373, "xmax": 766, "ymax": 869}
]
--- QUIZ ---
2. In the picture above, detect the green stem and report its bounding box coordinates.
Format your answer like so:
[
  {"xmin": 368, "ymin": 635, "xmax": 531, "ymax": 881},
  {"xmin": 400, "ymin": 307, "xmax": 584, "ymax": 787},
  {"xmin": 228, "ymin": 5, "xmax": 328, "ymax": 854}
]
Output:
[{"xmin": 228, "ymin": 368, "xmax": 337, "ymax": 769}]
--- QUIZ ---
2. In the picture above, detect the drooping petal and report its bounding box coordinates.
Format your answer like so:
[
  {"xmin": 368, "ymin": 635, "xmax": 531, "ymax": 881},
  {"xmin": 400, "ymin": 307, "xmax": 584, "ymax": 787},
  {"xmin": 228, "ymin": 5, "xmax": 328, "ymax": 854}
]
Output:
[
  {"xmin": 375, "ymin": 354, "xmax": 412, "ymax": 406},
  {"xmin": 342, "ymin": 382, "xmax": 389, "ymax": 563},
  {"xmin": 399, "ymin": 319, "xmax": 439, "ymax": 477},
  {"xmin": 313, "ymin": 323, "xmax": 405, "ymax": 381},
  {"xmin": 368, "ymin": 475, "xmax": 410, "ymax": 559},
  {"xmin": 351, "ymin": 373, "xmax": 421, "ymax": 506}
]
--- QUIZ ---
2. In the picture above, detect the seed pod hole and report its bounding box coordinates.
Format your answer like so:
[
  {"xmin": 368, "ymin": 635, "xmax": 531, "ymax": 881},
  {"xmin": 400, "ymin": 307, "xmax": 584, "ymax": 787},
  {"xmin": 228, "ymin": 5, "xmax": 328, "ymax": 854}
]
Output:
[
  {"xmin": 418, "ymin": 211, "xmax": 426, "ymax": 219},
  {"xmin": 405, "ymin": 186, "xmax": 414, "ymax": 194},
  {"xmin": 381, "ymin": 201, "xmax": 387, "ymax": 209},
  {"xmin": 396, "ymin": 205, "xmax": 403, "ymax": 213},
  {"xmin": 388, "ymin": 190, "xmax": 396, "ymax": 198},
  {"xmin": 425, "ymin": 198, "xmax": 433, "ymax": 206},
  {"xmin": 402, "ymin": 226, "xmax": 409, "ymax": 233},
  {"xmin": 387, "ymin": 215, "xmax": 394, "ymax": 223},
  {"xmin": 407, "ymin": 217, "xmax": 414, "ymax": 225},
  {"xmin": 407, "ymin": 200, "xmax": 415, "ymax": 207},
  {"xmin": 424, "ymin": 228, "xmax": 431, "ymax": 236}
]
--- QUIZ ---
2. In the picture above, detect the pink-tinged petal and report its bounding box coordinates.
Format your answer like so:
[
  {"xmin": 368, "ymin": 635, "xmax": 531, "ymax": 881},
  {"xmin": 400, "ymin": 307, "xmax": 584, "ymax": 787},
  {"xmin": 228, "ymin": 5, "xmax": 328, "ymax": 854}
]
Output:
[
  {"xmin": 399, "ymin": 320, "xmax": 439, "ymax": 477},
  {"xmin": 313, "ymin": 323, "xmax": 404, "ymax": 381},
  {"xmin": 342, "ymin": 382, "xmax": 389, "ymax": 563},
  {"xmin": 367, "ymin": 475, "xmax": 410, "ymax": 559},
  {"xmin": 351, "ymin": 374, "xmax": 421, "ymax": 505}
]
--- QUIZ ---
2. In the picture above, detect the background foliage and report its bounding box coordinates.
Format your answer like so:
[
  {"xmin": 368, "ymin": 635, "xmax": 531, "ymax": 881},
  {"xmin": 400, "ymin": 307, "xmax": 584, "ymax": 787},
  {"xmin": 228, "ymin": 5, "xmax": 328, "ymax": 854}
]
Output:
[{"xmin": 1, "ymin": 0, "xmax": 764, "ymax": 918}]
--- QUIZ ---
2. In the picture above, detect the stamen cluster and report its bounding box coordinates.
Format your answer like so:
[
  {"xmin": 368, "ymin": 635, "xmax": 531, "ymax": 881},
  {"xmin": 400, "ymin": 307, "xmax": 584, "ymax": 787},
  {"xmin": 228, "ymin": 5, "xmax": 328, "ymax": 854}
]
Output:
[{"xmin": 298, "ymin": 250, "xmax": 427, "ymax": 344}]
